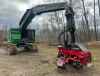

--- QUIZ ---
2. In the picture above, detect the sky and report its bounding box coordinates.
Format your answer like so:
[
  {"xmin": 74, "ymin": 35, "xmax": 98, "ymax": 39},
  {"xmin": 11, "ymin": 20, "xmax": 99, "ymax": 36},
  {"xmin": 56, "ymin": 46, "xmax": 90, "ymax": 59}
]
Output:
[
  {"xmin": 0, "ymin": 0, "xmax": 45, "ymax": 29},
  {"xmin": 0, "ymin": 0, "xmax": 97, "ymax": 29}
]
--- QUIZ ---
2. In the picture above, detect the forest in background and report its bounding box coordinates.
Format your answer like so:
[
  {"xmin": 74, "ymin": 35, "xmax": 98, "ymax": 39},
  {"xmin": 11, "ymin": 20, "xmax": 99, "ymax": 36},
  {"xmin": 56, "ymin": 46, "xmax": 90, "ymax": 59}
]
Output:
[
  {"xmin": 0, "ymin": 0, "xmax": 100, "ymax": 44},
  {"xmin": 33, "ymin": 0, "xmax": 100, "ymax": 44}
]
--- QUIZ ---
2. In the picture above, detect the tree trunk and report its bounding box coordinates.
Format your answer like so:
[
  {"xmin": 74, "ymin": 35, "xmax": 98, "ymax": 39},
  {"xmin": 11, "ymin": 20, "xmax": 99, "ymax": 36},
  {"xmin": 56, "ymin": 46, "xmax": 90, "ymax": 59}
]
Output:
[
  {"xmin": 81, "ymin": 0, "xmax": 90, "ymax": 41},
  {"xmin": 94, "ymin": 0, "xmax": 98, "ymax": 40}
]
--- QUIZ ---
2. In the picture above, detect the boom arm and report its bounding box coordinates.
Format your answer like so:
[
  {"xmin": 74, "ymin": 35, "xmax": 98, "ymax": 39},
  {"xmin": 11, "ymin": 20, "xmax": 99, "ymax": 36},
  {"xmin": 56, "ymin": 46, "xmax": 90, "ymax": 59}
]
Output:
[
  {"xmin": 20, "ymin": 2, "xmax": 70, "ymax": 30},
  {"xmin": 19, "ymin": 2, "xmax": 76, "ymax": 45}
]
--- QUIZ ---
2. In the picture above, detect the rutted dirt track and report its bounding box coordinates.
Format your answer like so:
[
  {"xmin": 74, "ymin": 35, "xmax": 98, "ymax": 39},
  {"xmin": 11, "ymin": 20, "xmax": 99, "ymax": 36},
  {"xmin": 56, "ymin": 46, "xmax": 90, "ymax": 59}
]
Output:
[{"xmin": 0, "ymin": 44, "xmax": 99, "ymax": 76}]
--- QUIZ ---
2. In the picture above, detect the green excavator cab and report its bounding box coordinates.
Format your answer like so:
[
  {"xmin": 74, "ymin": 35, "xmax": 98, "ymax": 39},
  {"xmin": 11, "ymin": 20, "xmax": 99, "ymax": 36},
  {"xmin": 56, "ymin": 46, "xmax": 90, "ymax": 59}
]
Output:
[
  {"xmin": 8, "ymin": 28, "xmax": 21, "ymax": 44},
  {"xmin": 8, "ymin": 28, "xmax": 35, "ymax": 45}
]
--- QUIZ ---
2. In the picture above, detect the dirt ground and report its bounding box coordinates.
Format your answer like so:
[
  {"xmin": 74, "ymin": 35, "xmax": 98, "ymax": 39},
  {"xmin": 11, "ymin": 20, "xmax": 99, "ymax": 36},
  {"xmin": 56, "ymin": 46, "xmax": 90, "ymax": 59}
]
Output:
[{"xmin": 0, "ymin": 43, "xmax": 99, "ymax": 76}]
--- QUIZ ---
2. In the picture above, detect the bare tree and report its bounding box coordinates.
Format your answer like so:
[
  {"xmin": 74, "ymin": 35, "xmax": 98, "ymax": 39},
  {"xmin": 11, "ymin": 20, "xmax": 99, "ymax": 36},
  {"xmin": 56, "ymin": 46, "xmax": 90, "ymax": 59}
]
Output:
[
  {"xmin": 94, "ymin": 0, "xmax": 98, "ymax": 40},
  {"xmin": 81, "ymin": 0, "xmax": 90, "ymax": 41},
  {"xmin": 98, "ymin": 0, "xmax": 100, "ymax": 16}
]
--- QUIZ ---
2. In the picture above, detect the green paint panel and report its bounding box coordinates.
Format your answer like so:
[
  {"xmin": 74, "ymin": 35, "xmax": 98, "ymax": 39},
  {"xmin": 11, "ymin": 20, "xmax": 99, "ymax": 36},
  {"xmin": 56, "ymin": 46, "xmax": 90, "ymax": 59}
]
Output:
[
  {"xmin": 8, "ymin": 28, "xmax": 21, "ymax": 44},
  {"xmin": 8, "ymin": 28, "xmax": 35, "ymax": 44}
]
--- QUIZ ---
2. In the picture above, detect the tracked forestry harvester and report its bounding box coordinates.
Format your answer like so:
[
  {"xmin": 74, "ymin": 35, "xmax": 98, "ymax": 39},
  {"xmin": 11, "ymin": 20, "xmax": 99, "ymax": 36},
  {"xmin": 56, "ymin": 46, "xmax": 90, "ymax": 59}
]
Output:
[{"xmin": 3, "ymin": 2, "xmax": 92, "ymax": 69}]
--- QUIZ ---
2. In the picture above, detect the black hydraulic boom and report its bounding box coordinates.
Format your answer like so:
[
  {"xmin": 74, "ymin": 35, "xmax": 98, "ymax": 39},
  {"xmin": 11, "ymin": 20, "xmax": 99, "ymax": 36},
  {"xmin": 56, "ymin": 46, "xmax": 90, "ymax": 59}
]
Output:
[{"xmin": 19, "ymin": 2, "xmax": 76, "ymax": 46}]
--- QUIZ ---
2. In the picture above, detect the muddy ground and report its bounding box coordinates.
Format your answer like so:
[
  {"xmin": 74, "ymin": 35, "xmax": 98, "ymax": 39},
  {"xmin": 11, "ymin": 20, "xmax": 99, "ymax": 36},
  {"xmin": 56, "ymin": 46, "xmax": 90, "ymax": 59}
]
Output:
[{"xmin": 0, "ymin": 43, "xmax": 99, "ymax": 76}]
